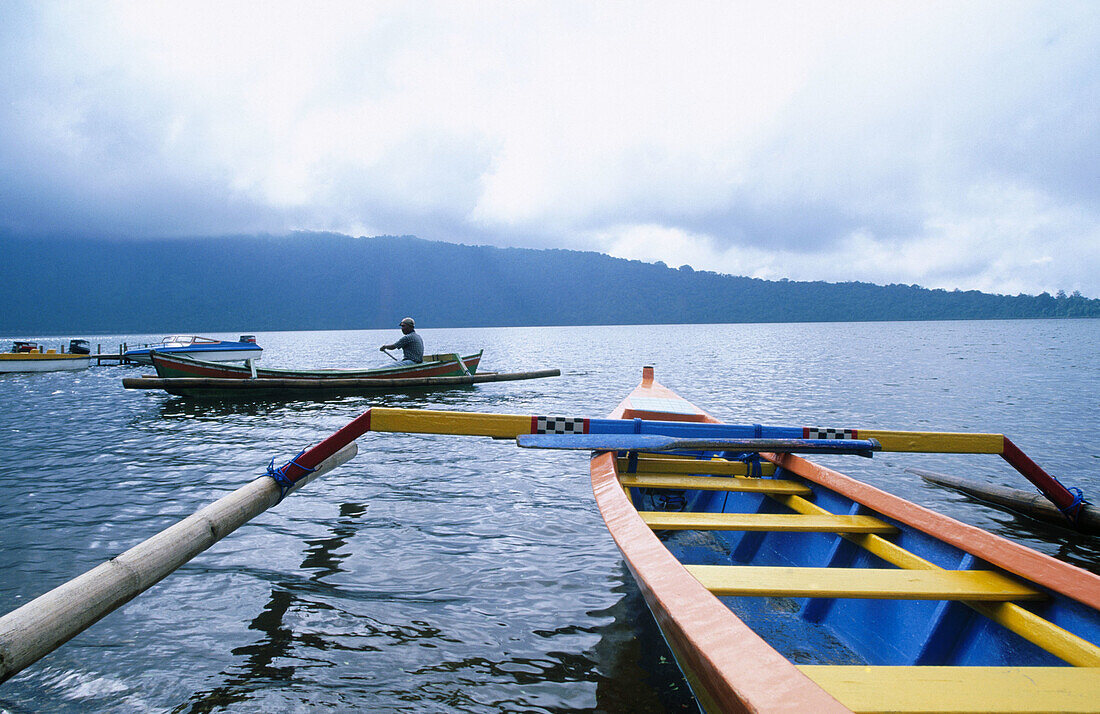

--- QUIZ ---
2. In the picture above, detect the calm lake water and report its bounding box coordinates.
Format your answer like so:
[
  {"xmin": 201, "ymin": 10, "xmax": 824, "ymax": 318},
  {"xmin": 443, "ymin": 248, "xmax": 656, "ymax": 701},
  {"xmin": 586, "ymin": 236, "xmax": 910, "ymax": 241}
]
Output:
[{"xmin": 1, "ymin": 321, "xmax": 1098, "ymax": 712}]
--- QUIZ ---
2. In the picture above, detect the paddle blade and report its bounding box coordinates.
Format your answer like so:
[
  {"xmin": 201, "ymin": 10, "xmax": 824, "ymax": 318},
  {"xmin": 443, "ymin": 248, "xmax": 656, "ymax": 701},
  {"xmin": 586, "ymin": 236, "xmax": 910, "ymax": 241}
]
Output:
[{"xmin": 516, "ymin": 433, "xmax": 881, "ymax": 457}]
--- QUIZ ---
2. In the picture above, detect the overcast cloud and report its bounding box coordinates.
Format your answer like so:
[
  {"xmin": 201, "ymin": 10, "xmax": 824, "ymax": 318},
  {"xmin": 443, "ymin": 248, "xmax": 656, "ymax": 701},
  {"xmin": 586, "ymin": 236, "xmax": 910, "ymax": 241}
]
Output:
[{"xmin": 1, "ymin": 1, "xmax": 1097, "ymax": 295}]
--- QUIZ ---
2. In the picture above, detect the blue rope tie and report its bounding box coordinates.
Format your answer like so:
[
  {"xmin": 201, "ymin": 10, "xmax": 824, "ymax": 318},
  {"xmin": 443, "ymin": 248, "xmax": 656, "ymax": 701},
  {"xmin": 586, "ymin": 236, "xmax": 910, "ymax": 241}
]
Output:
[
  {"xmin": 733, "ymin": 452, "xmax": 763, "ymax": 478},
  {"xmin": 266, "ymin": 448, "xmax": 315, "ymax": 503},
  {"xmin": 1059, "ymin": 486, "xmax": 1086, "ymax": 524}
]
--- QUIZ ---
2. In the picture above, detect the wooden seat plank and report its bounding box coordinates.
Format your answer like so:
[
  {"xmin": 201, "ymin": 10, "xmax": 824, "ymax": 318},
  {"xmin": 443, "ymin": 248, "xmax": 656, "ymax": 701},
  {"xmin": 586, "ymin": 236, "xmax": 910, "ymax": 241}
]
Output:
[
  {"xmin": 796, "ymin": 665, "xmax": 1100, "ymax": 713},
  {"xmin": 622, "ymin": 474, "xmax": 811, "ymax": 494},
  {"xmin": 685, "ymin": 565, "xmax": 1043, "ymax": 600},
  {"xmin": 641, "ymin": 512, "xmax": 897, "ymax": 533},
  {"xmin": 617, "ymin": 457, "xmax": 776, "ymax": 476}
]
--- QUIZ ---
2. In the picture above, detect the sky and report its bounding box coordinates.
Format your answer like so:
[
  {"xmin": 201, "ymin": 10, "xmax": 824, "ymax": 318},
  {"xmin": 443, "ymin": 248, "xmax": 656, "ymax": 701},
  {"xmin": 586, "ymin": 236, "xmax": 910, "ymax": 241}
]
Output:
[{"xmin": 1, "ymin": 1, "xmax": 1098, "ymax": 297}]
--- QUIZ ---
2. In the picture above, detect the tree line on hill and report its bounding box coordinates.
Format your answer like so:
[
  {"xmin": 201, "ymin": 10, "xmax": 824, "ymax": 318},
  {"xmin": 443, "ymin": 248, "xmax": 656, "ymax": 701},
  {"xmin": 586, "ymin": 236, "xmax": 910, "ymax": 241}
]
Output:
[{"xmin": 1, "ymin": 231, "xmax": 1097, "ymax": 335}]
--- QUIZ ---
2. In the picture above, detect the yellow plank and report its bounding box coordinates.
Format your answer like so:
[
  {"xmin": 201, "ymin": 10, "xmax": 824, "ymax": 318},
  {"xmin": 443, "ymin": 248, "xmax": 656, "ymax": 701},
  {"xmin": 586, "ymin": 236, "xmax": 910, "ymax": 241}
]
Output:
[
  {"xmin": 641, "ymin": 512, "xmax": 897, "ymax": 533},
  {"xmin": 685, "ymin": 565, "xmax": 1044, "ymax": 600},
  {"xmin": 368, "ymin": 407, "xmax": 532, "ymax": 438},
  {"xmin": 968, "ymin": 601, "xmax": 1100, "ymax": 669},
  {"xmin": 765, "ymin": 500, "xmax": 1100, "ymax": 665},
  {"xmin": 617, "ymin": 456, "xmax": 777, "ymax": 476},
  {"xmin": 860, "ymin": 430, "xmax": 1003, "ymax": 454},
  {"xmin": 621, "ymin": 474, "xmax": 811, "ymax": 494},
  {"xmin": 797, "ymin": 665, "xmax": 1100, "ymax": 714}
]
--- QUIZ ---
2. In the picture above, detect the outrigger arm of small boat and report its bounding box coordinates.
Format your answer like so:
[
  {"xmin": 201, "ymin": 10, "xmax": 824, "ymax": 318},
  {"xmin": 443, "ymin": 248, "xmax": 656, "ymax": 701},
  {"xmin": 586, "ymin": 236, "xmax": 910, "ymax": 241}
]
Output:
[{"xmin": 328, "ymin": 407, "xmax": 1088, "ymax": 525}]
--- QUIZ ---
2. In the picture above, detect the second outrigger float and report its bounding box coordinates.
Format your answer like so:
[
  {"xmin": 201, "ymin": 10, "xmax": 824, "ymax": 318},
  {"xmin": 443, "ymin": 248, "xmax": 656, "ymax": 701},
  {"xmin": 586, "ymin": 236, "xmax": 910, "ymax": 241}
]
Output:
[{"xmin": 3, "ymin": 367, "xmax": 1099, "ymax": 712}]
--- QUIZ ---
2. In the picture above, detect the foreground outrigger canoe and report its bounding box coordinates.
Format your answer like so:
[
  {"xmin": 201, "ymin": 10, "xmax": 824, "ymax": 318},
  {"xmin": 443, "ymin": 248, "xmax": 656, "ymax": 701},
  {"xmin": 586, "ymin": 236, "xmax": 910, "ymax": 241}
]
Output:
[
  {"xmin": 4, "ymin": 367, "xmax": 1099, "ymax": 711},
  {"xmin": 330, "ymin": 368, "xmax": 1100, "ymax": 712},
  {"xmin": 583, "ymin": 367, "xmax": 1100, "ymax": 712},
  {"xmin": 149, "ymin": 349, "xmax": 484, "ymax": 380}
]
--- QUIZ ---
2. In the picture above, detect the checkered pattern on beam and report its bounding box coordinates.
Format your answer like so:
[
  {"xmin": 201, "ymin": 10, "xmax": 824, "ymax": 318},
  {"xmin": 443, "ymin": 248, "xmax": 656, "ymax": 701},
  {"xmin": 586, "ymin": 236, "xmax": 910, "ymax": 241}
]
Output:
[
  {"xmin": 804, "ymin": 427, "xmax": 858, "ymax": 439},
  {"xmin": 531, "ymin": 416, "xmax": 590, "ymax": 434}
]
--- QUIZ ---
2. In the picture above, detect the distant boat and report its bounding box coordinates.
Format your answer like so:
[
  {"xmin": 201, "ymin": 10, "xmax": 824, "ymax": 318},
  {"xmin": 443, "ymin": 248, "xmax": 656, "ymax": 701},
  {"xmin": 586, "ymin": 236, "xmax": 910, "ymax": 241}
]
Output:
[
  {"xmin": 123, "ymin": 335, "xmax": 262, "ymax": 364},
  {"xmin": 125, "ymin": 350, "xmax": 563, "ymax": 398},
  {"xmin": 0, "ymin": 342, "xmax": 91, "ymax": 373},
  {"xmin": 149, "ymin": 349, "xmax": 483, "ymax": 380}
]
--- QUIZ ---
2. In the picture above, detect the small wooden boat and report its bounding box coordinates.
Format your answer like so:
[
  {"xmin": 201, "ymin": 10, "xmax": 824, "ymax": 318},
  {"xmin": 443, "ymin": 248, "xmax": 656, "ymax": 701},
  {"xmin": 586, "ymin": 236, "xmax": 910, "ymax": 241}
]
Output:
[
  {"xmin": 149, "ymin": 349, "xmax": 483, "ymax": 380},
  {"xmin": 338, "ymin": 368, "xmax": 1100, "ymax": 712},
  {"xmin": 122, "ymin": 367, "xmax": 560, "ymax": 398},
  {"xmin": 0, "ymin": 342, "xmax": 92, "ymax": 373},
  {"xmin": 123, "ymin": 335, "xmax": 262, "ymax": 364}
]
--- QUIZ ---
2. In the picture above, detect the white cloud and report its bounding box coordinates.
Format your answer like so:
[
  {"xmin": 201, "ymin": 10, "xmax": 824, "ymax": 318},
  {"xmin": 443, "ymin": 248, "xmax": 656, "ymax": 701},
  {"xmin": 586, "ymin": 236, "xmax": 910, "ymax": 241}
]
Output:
[{"xmin": 0, "ymin": 1, "xmax": 1097, "ymax": 295}]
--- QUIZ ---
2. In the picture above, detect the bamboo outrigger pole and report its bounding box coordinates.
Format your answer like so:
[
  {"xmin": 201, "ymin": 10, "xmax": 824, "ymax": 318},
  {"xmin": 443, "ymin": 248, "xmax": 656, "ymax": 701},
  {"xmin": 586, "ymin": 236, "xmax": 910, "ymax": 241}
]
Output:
[{"xmin": 0, "ymin": 441, "xmax": 357, "ymax": 683}]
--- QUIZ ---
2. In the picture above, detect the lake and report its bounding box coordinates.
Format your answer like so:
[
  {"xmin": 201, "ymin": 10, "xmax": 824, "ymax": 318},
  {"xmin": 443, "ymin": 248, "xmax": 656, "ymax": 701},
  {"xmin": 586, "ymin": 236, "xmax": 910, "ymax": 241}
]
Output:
[{"xmin": 1, "ymin": 320, "xmax": 1097, "ymax": 712}]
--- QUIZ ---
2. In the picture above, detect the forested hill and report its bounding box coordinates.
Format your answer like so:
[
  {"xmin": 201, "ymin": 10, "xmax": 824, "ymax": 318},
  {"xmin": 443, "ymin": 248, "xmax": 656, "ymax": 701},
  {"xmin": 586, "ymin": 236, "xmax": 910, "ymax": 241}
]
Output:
[{"xmin": 2, "ymin": 232, "xmax": 1098, "ymax": 334}]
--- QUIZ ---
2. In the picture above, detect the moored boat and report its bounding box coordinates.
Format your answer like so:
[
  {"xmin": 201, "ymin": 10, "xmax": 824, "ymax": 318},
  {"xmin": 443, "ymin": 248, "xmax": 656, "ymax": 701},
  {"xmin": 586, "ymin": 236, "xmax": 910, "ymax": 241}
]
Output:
[
  {"xmin": 0, "ymin": 342, "xmax": 92, "ymax": 373},
  {"xmin": 586, "ymin": 368, "xmax": 1100, "ymax": 712},
  {"xmin": 149, "ymin": 349, "xmax": 483, "ymax": 380},
  {"xmin": 123, "ymin": 335, "xmax": 262, "ymax": 364},
  {"xmin": 336, "ymin": 368, "xmax": 1100, "ymax": 712}
]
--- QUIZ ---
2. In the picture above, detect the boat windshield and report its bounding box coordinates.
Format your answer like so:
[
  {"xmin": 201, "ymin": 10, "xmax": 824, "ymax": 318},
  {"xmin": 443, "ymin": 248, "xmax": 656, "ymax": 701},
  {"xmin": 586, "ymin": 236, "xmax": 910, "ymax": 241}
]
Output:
[{"xmin": 159, "ymin": 336, "xmax": 221, "ymax": 346}]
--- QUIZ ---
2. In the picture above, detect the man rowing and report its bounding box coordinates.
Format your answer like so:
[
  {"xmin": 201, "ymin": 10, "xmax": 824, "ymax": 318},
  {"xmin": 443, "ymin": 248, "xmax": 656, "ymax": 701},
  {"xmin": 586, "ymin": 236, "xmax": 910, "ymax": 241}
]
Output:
[{"xmin": 380, "ymin": 317, "xmax": 424, "ymax": 365}]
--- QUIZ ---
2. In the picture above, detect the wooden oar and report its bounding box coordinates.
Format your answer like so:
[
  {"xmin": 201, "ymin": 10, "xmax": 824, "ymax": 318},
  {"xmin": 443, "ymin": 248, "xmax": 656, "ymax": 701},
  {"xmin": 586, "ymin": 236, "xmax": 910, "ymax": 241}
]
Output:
[
  {"xmin": 382, "ymin": 348, "xmax": 399, "ymax": 361},
  {"xmin": 517, "ymin": 433, "xmax": 881, "ymax": 457},
  {"xmin": 0, "ymin": 440, "xmax": 358, "ymax": 683}
]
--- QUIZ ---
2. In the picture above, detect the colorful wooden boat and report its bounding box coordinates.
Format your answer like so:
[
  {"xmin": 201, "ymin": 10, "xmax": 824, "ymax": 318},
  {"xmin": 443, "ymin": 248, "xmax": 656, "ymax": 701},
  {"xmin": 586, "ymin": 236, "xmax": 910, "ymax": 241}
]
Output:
[
  {"xmin": 307, "ymin": 367, "xmax": 1100, "ymax": 713},
  {"xmin": 123, "ymin": 335, "xmax": 262, "ymax": 364},
  {"xmin": 0, "ymin": 342, "xmax": 92, "ymax": 373},
  {"xmin": 149, "ymin": 349, "xmax": 483, "ymax": 380}
]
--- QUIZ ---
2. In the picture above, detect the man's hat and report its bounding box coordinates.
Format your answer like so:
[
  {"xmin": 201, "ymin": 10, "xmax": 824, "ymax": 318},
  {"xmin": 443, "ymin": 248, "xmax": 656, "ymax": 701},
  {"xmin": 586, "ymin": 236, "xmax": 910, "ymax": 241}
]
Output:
[{"xmin": 400, "ymin": 317, "xmax": 415, "ymax": 327}]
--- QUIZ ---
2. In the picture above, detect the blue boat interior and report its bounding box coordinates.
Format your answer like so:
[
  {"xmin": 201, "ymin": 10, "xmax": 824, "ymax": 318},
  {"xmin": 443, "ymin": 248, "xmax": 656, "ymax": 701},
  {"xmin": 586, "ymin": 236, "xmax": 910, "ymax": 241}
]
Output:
[{"xmin": 626, "ymin": 450, "xmax": 1095, "ymax": 669}]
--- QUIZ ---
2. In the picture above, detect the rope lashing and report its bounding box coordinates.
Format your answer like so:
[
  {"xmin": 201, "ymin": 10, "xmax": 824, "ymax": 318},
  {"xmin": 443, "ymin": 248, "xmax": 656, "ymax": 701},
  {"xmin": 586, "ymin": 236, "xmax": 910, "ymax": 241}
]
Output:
[
  {"xmin": 1059, "ymin": 486, "xmax": 1087, "ymax": 524},
  {"xmin": 265, "ymin": 448, "xmax": 316, "ymax": 503}
]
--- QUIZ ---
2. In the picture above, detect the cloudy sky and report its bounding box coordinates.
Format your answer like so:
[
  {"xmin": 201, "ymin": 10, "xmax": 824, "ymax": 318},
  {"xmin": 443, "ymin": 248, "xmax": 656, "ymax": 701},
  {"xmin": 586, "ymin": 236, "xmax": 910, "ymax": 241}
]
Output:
[{"xmin": 2, "ymin": 2, "xmax": 1097, "ymax": 296}]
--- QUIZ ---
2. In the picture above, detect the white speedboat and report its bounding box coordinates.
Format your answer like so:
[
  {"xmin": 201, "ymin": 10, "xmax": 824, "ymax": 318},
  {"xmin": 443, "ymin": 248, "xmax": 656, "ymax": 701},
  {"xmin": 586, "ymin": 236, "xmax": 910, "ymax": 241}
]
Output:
[{"xmin": 123, "ymin": 335, "xmax": 262, "ymax": 365}]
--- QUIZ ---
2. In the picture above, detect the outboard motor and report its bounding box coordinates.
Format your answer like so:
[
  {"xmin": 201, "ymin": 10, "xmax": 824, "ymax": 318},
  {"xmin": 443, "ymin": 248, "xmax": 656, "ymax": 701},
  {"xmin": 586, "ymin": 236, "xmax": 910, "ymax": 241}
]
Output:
[
  {"xmin": 69, "ymin": 339, "xmax": 91, "ymax": 354},
  {"xmin": 239, "ymin": 335, "xmax": 257, "ymax": 343}
]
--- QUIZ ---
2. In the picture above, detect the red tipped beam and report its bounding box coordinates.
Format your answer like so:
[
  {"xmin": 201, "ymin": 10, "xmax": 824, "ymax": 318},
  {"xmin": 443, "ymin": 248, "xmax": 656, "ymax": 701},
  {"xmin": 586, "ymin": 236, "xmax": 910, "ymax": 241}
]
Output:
[
  {"xmin": 278, "ymin": 409, "xmax": 374, "ymax": 483},
  {"xmin": 1001, "ymin": 437, "xmax": 1084, "ymax": 520}
]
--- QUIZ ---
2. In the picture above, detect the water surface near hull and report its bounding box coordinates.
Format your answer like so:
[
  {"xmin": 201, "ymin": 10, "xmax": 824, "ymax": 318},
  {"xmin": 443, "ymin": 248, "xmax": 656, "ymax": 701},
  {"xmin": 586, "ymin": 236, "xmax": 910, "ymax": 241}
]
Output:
[{"xmin": 1, "ymin": 321, "xmax": 1098, "ymax": 711}]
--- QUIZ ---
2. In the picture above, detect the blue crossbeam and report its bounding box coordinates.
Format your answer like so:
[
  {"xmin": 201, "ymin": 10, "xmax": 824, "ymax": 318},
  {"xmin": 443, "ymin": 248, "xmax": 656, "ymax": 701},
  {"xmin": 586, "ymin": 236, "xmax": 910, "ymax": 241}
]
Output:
[
  {"xmin": 517, "ymin": 434, "xmax": 881, "ymax": 457},
  {"xmin": 584, "ymin": 417, "xmax": 805, "ymax": 440}
]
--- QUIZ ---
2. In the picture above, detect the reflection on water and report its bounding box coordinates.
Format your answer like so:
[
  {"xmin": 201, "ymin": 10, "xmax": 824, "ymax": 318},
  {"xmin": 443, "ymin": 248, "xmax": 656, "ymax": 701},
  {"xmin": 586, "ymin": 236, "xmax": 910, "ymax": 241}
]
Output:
[{"xmin": 1, "ymin": 321, "xmax": 1097, "ymax": 711}]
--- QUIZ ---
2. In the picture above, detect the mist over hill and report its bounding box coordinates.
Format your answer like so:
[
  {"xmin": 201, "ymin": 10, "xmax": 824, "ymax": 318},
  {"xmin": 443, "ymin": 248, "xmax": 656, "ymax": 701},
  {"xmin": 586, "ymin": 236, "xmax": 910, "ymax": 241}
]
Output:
[{"xmin": 2, "ymin": 232, "xmax": 1097, "ymax": 335}]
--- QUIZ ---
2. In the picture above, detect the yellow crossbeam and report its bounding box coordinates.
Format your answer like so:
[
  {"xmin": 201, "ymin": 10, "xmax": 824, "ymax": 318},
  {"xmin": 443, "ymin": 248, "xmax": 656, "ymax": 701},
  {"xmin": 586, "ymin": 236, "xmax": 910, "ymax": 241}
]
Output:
[
  {"xmin": 617, "ymin": 456, "xmax": 777, "ymax": 476},
  {"xmin": 767, "ymin": 493, "xmax": 1100, "ymax": 666},
  {"xmin": 685, "ymin": 565, "xmax": 1044, "ymax": 600},
  {"xmin": 796, "ymin": 665, "xmax": 1100, "ymax": 714},
  {"xmin": 621, "ymin": 474, "xmax": 811, "ymax": 494},
  {"xmin": 641, "ymin": 512, "xmax": 897, "ymax": 534},
  {"xmin": 368, "ymin": 407, "xmax": 531, "ymax": 438}
]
